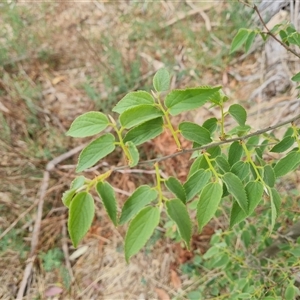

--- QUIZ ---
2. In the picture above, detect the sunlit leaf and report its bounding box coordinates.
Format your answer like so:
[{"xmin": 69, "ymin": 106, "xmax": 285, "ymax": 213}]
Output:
[
  {"xmin": 197, "ymin": 182, "xmax": 223, "ymax": 232},
  {"xmin": 246, "ymin": 181, "xmax": 264, "ymax": 214},
  {"xmin": 125, "ymin": 206, "xmax": 160, "ymax": 262},
  {"xmin": 76, "ymin": 133, "xmax": 115, "ymax": 172},
  {"xmin": 274, "ymin": 151, "xmax": 300, "ymax": 177},
  {"xmin": 96, "ymin": 182, "xmax": 118, "ymax": 226},
  {"xmin": 230, "ymin": 28, "xmax": 250, "ymax": 53},
  {"xmin": 68, "ymin": 192, "xmax": 95, "ymax": 247},
  {"xmin": 165, "ymin": 86, "xmax": 222, "ymax": 116},
  {"xmin": 228, "ymin": 141, "xmax": 243, "ymax": 166},
  {"xmin": 126, "ymin": 141, "xmax": 139, "ymax": 167},
  {"xmin": 120, "ymin": 105, "xmax": 163, "ymax": 129},
  {"xmin": 184, "ymin": 169, "xmax": 212, "ymax": 201},
  {"xmin": 119, "ymin": 185, "xmax": 158, "ymax": 225},
  {"xmin": 245, "ymin": 31, "xmax": 256, "ymax": 53},
  {"xmin": 66, "ymin": 112, "xmax": 109, "ymax": 138},
  {"xmin": 179, "ymin": 122, "xmax": 212, "ymax": 145},
  {"xmin": 166, "ymin": 199, "xmax": 192, "ymax": 248},
  {"xmin": 153, "ymin": 68, "xmax": 170, "ymax": 92},
  {"xmin": 222, "ymin": 172, "xmax": 248, "ymax": 213},
  {"xmin": 228, "ymin": 104, "xmax": 247, "ymax": 126},
  {"xmin": 165, "ymin": 177, "xmax": 186, "ymax": 203},
  {"xmin": 270, "ymin": 136, "xmax": 295, "ymax": 153},
  {"xmin": 113, "ymin": 91, "xmax": 154, "ymax": 114},
  {"xmin": 263, "ymin": 165, "xmax": 276, "ymax": 187},
  {"xmin": 123, "ymin": 117, "xmax": 164, "ymax": 146}
]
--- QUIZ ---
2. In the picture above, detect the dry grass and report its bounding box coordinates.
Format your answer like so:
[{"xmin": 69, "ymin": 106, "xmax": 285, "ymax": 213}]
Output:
[{"xmin": 0, "ymin": 1, "xmax": 299, "ymax": 300}]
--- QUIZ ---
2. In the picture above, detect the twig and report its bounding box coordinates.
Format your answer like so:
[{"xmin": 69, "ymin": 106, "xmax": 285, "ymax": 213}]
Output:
[
  {"xmin": 16, "ymin": 171, "xmax": 49, "ymax": 300},
  {"xmin": 0, "ymin": 201, "xmax": 38, "ymax": 240},
  {"xmin": 111, "ymin": 113, "xmax": 300, "ymax": 172},
  {"xmin": 61, "ymin": 221, "xmax": 75, "ymax": 282},
  {"xmin": 16, "ymin": 144, "xmax": 86, "ymax": 299},
  {"xmin": 253, "ymin": 4, "xmax": 300, "ymax": 59}
]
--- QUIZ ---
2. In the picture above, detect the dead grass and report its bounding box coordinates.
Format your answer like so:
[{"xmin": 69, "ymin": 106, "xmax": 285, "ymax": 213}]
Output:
[{"xmin": 0, "ymin": 1, "xmax": 299, "ymax": 300}]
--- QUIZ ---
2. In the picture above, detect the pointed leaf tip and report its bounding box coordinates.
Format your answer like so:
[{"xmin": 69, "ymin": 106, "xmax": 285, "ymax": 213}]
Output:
[
  {"xmin": 68, "ymin": 192, "xmax": 95, "ymax": 247},
  {"xmin": 125, "ymin": 206, "xmax": 160, "ymax": 262},
  {"xmin": 153, "ymin": 68, "xmax": 170, "ymax": 92}
]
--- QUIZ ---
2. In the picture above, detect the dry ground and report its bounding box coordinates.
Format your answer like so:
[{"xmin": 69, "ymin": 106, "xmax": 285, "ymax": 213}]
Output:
[{"xmin": 0, "ymin": 1, "xmax": 299, "ymax": 300}]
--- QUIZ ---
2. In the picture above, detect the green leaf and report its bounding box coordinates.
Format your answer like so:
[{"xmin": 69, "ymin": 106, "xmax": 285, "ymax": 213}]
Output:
[
  {"xmin": 120, "ymin": 105, "xmax": 163, "ymax": 129},
  {"xmin": 246, "ymin": 181, "xmax": 264, "ymax": 214},
  {"xmin": 212, "ymin": 253, "xmax": 230, "ymax": 268},
  {"xmin": 245, "ymin": 31, "xmax": 256, "ymax": 53},
  {"xmin": 209, "ymin": 89, "xmax": 229, "ymax": 106},
  {"xmin": 270, "ymin": 188, "xmax": 280, "ymax": 231},
  {"xmin": 228, "ymin": 104, "xmax": 247, "ymax": 126},
  {"xmin": 188, "ymin": 155, "xmax": 208, "ymax": 178},
  {"xmin": 184, "ymin": 169, "xmax": 212, "ymax": 201},
  {"xmin": 112, "ymin": 91, "xmax": 154, "ymax": 114},
  {"xmin": 255, "ymin": 139, "xmax": 269, "ymax": 159},
  {"xmin": 263, "ymin": 165, "xmax": 276, "ymax": 187},
  {"xmin": 230, "ymin": 28, "xmax": 250, "ymax": 53},
  {"xmin": 228, "ymin": 141, "xmax": 243, "ymax": 166},
  {"xmin": 286, "ymin": 25, "xmax": 296, "ymax": 35},
  {"xmin": 230, "ymin": 161, "xmax": 250, "ymax": 181},
  {"xmin": 280, "ymin": 29, "xmax": 288, "ymax": 44},
  {"xmin": 202, "ymin": 117, "xmax": 218, "ymax": 134},
  {"xmin": 68, "ymin": 192, "xmax": 95, "ymax": 247},
  {"xmin": 246, "ymin": 135, "xmax": 259, "ymax": 150},
  {"xmin": 270, "ymin": 136, "xmax": 295, "ymax": 153},
  {"xmin": 230, "ymin": 201, "xmax": 247, "ymax": 228},
  {"xmin": 153, "ymin": 68, "xmax": 170, "ymax": 92},
  {"xmin": 165, "ymin": 177, "xmax": 186, "ymax": 203},
  {"xmin": 179, "ymin": 122, "xmax": 212, "ymax": 145},
  {"xmin": 228, "ymin": 125, "xmax": 251, "ymax": 137},
  {"xmin": 119, "ymin": 185, "xmax": 158, "ymax": 225},
  {"xmin": 207, "ymin": 146, "xmax": 221, "ymax": 158},
  {"xmin": 123, "ymin": 117, "xmax": 163, "ymax": 146},
  {"xmin": 292, "ymin": 72, "xmax": 300, "ymax": 82},
  {"xmin": 288, "ymin": 32, "xmax": 300, "ymax": 46},
  {"xmin": 96, "ymin": 182, "xmax": 118, "ymax": 226},
  {"xmin": 202, "ymin": 245, "xmax": 219, "ymax": 259},
  {"xmin": 284, "ymin": 127, "xmax": 294, "ymax": 138},
  {"xmin": 241, "ymin": 230, "xmax": 251, "ymax": 248},
  {"xmin": 62, "ymin": 189, "xmax": 76, "ymax": 208},
  {"xmin": 166, "ymin": 199, "xmax": 192, "ymax": 249},
  {"xmin": 285, "ymin": 284, "xmax": 296, "ymax": 300},
  {"xmin": 66, "ymin": 112, "xmax": 109, "ymax": 138},
  {"xmin": 70, "ymin": 176, "xmax": 86, "ymax": 190},
  {"xmin": 125, "ymin": 206, "xmax": 160, "ymax": 262},
  {"xmin": 126, "ymin": 141, "xmax": 139, "ymax": 167},
  {"xmin": 274, "ymin": 151, "xmax": 300, "ymax": 177},
  {"xmin": 76, "ymin": 133, "xmax": 115, "ymax": 172},
  {"xmin": 222, "ymin": 172, "xmax": 248, "ymax": 213},
  {"xmin": 165, "ymin": 86, "xmax": 222, "ymax": 116},
  {"xmin": 197, "ymin": 182, "xmax": 223, "ymax": 232},
  {"xmin": 215, "ymin": 155, "xmax": 230, "ymax": 173}
]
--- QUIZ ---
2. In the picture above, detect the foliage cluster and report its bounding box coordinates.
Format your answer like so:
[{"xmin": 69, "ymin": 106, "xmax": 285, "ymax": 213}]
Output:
[{"xmin": 63, "ymin": 4, "xmax": 300, "ymax": 297}]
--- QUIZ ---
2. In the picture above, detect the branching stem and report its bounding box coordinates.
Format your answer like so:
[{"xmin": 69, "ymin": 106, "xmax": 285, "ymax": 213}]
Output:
[
  {"xmin": 156, "ymin": 94, "xmax": 182, "ymax": 150},
  {"xmin": 204, "ymin": 153, "xmax": 219, "ymax": 180},
  {"xmin": 253, "ymin": 4, "xmax": 300, "ymax": 59},
  {"xmin": 111, "ymin": 113, "xmax": 300, "ymax": 172},
  {"xmin": 154, "ymin": 163, "xmax": 163, "ymax": 205}
]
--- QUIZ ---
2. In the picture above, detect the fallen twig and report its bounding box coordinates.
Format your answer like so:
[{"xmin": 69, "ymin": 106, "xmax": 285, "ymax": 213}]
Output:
[{"xmin": 16, "ymin": 144, "xmax": 86, "ymax": 299}]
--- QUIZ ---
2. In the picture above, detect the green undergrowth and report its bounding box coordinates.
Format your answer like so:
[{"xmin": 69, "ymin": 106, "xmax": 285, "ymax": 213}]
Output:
[{"xmin": 172, "ymin": 192, "xmax": 300, "ymax": 300}]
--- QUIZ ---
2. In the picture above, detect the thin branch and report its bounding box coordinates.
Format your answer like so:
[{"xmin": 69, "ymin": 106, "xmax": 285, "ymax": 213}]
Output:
[
  {"xmin": 253, "ymin": 4, "xmax": 300, "ymax": 59},
  {"xmin": 16, "ymin": 145, "xmax": 86, "ymax": 299},
  {"xmin": 111, "ymin": 113, "xmax": 300, "ymax": 172}
]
